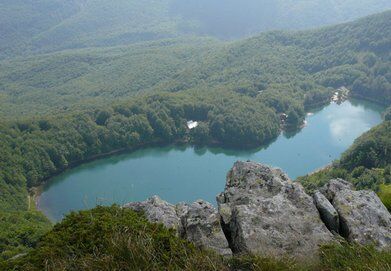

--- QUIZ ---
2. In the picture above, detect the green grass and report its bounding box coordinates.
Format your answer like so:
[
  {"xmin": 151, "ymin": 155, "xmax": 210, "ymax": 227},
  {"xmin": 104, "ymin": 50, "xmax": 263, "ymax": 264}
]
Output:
[
  {"xmin": 319, "ymin": 242, "xmax": 391, "ymax": 271},
  {"xmin": 2, "ymin": 206, "xmax": 390, "ymax": 271},
  {"xmin": 1, "ymin": 206, "xmax": 228, "ymax": 271},
  {"xmin": 378, "ymin": 184, "xmax": 391, "ymax": 211}
]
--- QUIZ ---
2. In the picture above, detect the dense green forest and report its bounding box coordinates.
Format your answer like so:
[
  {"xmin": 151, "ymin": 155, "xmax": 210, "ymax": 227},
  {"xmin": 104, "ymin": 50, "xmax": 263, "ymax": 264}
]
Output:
[
  {"xmin": 1, "ymin": 11, "xmax": 390, "ymax": 118},
  {"xmin": 171, "ymin": 0, "xmax": 391, "ymax": 39},
  {"xmin": 1, "ymin": 0, "xmax": 391, "ymax": 58},
  {"xmin": 0, "ymin": 10, "xmax": 390, "ymax": 265}
]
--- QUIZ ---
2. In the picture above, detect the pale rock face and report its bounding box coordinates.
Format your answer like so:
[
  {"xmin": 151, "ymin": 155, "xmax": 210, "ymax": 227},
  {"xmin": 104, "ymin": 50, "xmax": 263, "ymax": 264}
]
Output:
[
  {"xmin": 123, "ymin": 195, "xmax": 181, "ymax": 230},
  {"xmin": 124, "ymin": 196, "xmax": 231, "ymax": 255},
  {"xmin": 313, "ymin": 191, "xmax": 339, "ymax": 233},
  {"xmin": 319, "ymin": 179, "xmax": 354, "ymax": 202},
  {"xmin": 123, "ymin": 162, "xmax": 391, "ymax": 259},
  {"xmin": 217, "ymin": 161, "xmax": 334, "ymax": 260},
  {"xmin": 321, "ymin": 180, "xmax": 391, "ymax": 248},
  {"xmin": 181, "ymin": 200, "xmax": 231, "ymax": 256}
]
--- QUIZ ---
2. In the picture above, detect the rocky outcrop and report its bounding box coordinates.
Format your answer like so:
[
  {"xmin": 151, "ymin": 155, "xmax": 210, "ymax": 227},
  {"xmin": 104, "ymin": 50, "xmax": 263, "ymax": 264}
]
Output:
[
  {"xmin": 313, "ymin": 191, "xmax": 339, "ymax": 233},
  {"xmin": 319, "ymin": 178, "xmax": 354, "ymax": 202},
  {"xmin": 124, "ymin": 162, "xmax": 391, "ymax": 259},
  {"xmin": 217, "ymin": 161, "xmax": 334, "ymax": 260},
  {"xmin": 181, "ymin": 200, "xmax": 231, "ymax": 256},
  {"xmin": 124, "ymin": 196, "xmax": 231, "ymax": 255},
  {"xmin": 123, "ymin": 196, "xmax": 181, "ymax": 231},
  {"xmin": 320, "ymin": 179, "xmax": 391, "ymax": 248}
]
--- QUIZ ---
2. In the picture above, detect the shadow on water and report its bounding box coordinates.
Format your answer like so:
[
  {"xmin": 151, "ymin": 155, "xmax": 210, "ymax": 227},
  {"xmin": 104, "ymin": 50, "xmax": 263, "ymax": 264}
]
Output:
[
  {"xmin": 349, "ymin": 97, "xmax": 386, "ymax": 113},
  {"xmin": 39, "ymin": 99, "xmax": 386, "ymax": 221},
  {"xmin": 192, "ymin": 133, "xmax": 280, "ymax": 157},
  {"xmin": 283, "ymin": 126, "xmax": 303, "ymax": 139}
]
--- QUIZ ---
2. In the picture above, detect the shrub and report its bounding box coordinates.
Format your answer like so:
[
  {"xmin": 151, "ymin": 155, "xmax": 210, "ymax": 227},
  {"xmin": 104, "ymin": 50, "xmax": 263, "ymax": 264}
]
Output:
[{"xmin": 4, "ymin": 206, "xmax": 226, "ymax": 271}]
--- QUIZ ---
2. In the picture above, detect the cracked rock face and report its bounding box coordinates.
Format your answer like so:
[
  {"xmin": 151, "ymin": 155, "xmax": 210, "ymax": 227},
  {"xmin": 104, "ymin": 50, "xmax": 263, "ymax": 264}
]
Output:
[
  {"xmin": 124, "ymin": 196, "xmax": 231, "ymax": 255},
  {"xmin": 313, "ymin": 191, "xmax": 339, "ymax": 233},
  {"xmin": 321, "ymin": 180, "xmax": 391, "ymax": 248},
  {"xmin": 123, "ymin": 163, "xmax": 391, "ymax": 259},
  {"xmin": 181, "ymin": 200, "xmax": 231, "ymax": 256},
  {"xmin": 217, "ymin": 161, "xmax": 334, "ymax": 259},
  {"xmin": 319, "ymin": 179, "xmax": 354, "ymax": 202}
]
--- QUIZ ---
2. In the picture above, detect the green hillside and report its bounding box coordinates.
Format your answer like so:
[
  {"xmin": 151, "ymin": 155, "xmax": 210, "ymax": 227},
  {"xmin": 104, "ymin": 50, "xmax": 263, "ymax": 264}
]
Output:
[
  {"xmin": 1, "ymin": 11, "xmax": 390, "ymax": 118},
  {"xmin": 0, "ymin": 0, "xmax": 181, "ymax": 58},
  {"xmin": 1, "ymin": 0, "xmax": 391, "ymax": 58},
  {"xmin": 171, "ymin": 0, "xmax": 391, "ymax": 39},
  {"xmin": 299, "ymin": 119, "xmax": 391, "ymax": 212}
]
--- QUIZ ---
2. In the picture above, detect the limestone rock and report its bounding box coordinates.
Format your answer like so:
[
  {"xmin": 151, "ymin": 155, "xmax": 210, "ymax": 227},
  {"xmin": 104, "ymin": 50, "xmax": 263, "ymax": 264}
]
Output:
[
  {"xmin": 123, "ymin": 164, "xmax": 391, "ymax": 259},
  {"xmin": 319, "ymin": 178, "xmax": 354, "ymax": 202},
  {"xmin": 123, "ymin": 195, "xmax": 181, "ymax": 231},
  {"xmin": 181, "ymin": 200, "xmax": 231, "ymax": 256},
  {"xmin": 322, "ymin": 180, "xmax": 391, "ymax": 248},
  {"xmin": 217, "ymin": 161, "xmax": 334, "ymax": 259},
  {"xmin": 124, "ymin": 196, "xmax": 231, "ymax": 255},
  {"xmin": 313, "ymin": 191, "xmax": 339, "ymax": 233}
]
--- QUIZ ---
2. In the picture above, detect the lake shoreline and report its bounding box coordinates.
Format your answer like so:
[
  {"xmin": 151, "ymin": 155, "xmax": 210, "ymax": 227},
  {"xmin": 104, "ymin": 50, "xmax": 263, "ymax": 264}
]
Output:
[{"xmin": 33, "ymin": 98, "xmax": 386, "ymax": 221}]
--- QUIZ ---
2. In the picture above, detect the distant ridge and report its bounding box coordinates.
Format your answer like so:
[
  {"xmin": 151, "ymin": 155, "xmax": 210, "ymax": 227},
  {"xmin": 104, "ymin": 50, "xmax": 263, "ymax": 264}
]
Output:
[{"xmin": 1, "ymin": 0, "xmax": 391, "ymax": 58}]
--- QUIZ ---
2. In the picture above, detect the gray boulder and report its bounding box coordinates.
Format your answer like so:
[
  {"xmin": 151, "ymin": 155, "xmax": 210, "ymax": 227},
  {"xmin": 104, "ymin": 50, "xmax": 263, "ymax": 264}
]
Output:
[
  {"xmin": 217, "ymin": 161, "xmax": 334, "ymax": 260},
  {"xmin": 319, "ymin": 179, "xmax": 354, "ymax": 202},
  {"xmin": 322, "ymin": 180, "xmax": 391, "ymax": 248},
  {"xmin": 123, "ymin": 195, "xmax": 181, "ymax": 231},
  {"xmin": 181, "ymin": 200, "xmax": 231, "ymax": 256},
  {"xmin": 313, "ymin": 191, "xmax": 339, "ymax": 233},
  {"xmin": 124, "ymin": 196, "xmax": 231, "ymax": 255}
]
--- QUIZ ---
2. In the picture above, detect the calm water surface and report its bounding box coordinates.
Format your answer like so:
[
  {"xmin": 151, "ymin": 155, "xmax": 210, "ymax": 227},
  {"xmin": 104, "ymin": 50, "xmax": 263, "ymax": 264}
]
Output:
[{"xmin": 38, "ymin": 99, "xmax": 385, "ymax": 221}]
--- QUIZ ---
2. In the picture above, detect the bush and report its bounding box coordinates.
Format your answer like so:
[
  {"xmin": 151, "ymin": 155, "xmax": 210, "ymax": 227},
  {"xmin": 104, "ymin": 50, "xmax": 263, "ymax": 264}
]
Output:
[
  {"xmin": 378, "ymin": 184, "xmax": 391, "ymax": 211},
  {"xmin": 3, "ymin": 206, "xmax": 391, "ymax": 271},
  {"xmin": 3, "ymin": 206, "xmax": 227, "ymax": 271},
  {"xmin": 0, "ymin": 211, "xmax": 51, "ymax": 260}
]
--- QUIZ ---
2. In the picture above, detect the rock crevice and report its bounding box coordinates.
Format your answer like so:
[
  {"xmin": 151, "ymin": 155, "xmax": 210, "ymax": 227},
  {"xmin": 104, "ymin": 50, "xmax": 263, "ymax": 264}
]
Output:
[
  {"xmin": 216, "ymin": 161, "xmax": 334, "ymax": 259},
  {"xmin": 316, "ymin": 179, "xmax": 391, "ymax": 248},
  {"xmin": 124, "ymin": 197, "xmax": 231, "ymax": 256}
]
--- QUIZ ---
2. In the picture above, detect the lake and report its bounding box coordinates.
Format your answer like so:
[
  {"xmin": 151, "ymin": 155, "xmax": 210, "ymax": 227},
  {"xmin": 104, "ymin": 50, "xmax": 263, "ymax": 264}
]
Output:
[{"xmin": 38, "ymin": 99, "xmax": 385, "ymax": 221}]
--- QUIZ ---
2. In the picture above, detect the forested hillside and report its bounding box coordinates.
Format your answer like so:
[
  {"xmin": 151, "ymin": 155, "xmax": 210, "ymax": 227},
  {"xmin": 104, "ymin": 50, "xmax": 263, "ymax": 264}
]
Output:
[
  {"xmin": 299, "ymin": 119, "xmax": 391, "ymax": 211},
  {"xmin": 1, "ymin": 0, "xmax": 390, "ymax": 58},
  {"xmin": 0, "ymin": 0, "xmax": 180, "ymax": 58},
  {"xmin": 0, "ymin": 11, "xmax": 390, "ymax": 262},
  {"xmin": 171, "ymin": 0, "xmax": 391, "ymax": 39},
  {"xmin": 1, "ymin": 11, "xmax": 390, "ymax": 117}
]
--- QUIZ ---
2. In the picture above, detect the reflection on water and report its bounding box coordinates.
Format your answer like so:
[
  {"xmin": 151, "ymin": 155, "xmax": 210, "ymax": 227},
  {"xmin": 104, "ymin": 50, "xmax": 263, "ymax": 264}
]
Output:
[{"xmin": 38, "ymin": 99, "xmax": 385, "ymax": 221}]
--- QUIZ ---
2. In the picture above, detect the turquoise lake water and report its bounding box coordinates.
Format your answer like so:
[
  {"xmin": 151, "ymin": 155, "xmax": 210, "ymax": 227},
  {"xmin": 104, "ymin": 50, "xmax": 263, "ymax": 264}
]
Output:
[{"xmin": 38, "ymin": 99, "xmax": 385, "ymax": 221}]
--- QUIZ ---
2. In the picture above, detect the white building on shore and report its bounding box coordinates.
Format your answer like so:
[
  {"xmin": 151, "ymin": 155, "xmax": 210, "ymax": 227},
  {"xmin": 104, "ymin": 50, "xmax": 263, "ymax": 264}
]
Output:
[{"xmin": 187, "ymin": 120, "xmax": 199, "ymax": 130}]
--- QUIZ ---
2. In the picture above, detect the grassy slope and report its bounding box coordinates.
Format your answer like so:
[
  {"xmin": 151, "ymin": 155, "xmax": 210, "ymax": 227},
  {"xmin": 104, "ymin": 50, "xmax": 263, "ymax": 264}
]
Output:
[
  {"xmin": 379, "ymin": 184, "xmax": 391, "ymax": 211},
  {"xmin": 2, "ymin": 206, "xmax": 390, "ymax": 271}
]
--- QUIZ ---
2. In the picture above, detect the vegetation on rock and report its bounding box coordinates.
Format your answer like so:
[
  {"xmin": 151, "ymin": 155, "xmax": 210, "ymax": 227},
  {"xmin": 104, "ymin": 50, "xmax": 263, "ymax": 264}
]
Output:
[{"xmin": 2, "ymin": 206, "xmax": 390, "ymax": 271}]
